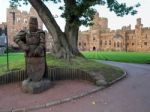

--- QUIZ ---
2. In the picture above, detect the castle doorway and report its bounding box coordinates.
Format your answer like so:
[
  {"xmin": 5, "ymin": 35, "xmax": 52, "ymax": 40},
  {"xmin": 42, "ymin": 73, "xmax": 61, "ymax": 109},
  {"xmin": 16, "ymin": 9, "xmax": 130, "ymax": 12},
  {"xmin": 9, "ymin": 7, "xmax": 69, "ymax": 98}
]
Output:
[{"xmin": 93, "ymin": 47, "xmax": 96, "ymax": 51}]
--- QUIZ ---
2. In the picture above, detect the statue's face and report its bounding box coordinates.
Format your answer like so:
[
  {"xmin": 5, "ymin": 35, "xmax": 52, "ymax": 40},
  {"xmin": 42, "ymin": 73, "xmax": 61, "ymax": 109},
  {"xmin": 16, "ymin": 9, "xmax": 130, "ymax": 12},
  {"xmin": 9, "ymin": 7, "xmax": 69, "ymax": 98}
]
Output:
[
  {"xmin": 29, "ymin": 17, "xmax": 38, "ymax": 32},
  {"xmin": 29, "ymin": 23, "xmax": 38, "ymax": 32}
]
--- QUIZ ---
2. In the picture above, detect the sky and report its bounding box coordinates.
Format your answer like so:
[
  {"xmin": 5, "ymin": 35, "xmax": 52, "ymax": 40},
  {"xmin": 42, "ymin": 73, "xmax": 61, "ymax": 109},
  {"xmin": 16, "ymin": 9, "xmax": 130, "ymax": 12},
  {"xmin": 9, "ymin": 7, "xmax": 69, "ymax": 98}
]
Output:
[{"xmin": 0, "ymin": 0, "xmax": 150, "ymax": 31}]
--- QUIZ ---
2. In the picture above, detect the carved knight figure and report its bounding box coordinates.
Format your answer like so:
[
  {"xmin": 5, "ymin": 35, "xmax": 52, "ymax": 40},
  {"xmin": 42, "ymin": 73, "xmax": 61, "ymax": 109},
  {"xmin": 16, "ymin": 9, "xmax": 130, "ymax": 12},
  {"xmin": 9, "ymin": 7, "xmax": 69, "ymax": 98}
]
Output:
[{"xmin": 14, "ymin": 17, "xmax": 49, "ymax": 90}]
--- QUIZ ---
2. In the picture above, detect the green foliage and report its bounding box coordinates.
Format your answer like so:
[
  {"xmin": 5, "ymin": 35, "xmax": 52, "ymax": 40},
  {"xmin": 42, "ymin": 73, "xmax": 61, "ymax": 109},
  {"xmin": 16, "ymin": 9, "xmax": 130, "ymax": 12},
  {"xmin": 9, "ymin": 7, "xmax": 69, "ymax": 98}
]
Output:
[
  {"xmin": 9, "ymin": 0, "xmax": 140, "ymax": 27},
  {"xmin": 106, "ymin": 0, "xmax": 140, "ymax": 16},
  {"xmin": 9, "ymin": 0, "xmax": 28, "ymax": 8},
  {"xmin": 82, "ymin": 51, "xmax": 150, "ymax": 64}
]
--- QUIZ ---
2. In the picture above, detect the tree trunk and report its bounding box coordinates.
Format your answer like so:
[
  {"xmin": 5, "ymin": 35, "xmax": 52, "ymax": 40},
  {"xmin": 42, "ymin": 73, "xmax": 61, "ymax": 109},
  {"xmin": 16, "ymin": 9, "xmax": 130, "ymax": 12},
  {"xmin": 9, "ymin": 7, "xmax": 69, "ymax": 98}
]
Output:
[
  {"xmin": 28, "ymin": 0, "xmax": 73, "ymax": 59},
  {"xmin": 65, "ymin": 23, "xmax": 82, "ymax": 56}
]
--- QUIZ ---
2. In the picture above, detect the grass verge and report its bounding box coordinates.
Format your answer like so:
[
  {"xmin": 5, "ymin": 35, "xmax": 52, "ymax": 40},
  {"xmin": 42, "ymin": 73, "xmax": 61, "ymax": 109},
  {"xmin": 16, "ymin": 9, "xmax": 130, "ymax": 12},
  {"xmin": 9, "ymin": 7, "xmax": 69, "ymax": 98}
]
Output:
[{"xmin": 82, "ymin": 51, "xmax": 150, "ymax": 64}]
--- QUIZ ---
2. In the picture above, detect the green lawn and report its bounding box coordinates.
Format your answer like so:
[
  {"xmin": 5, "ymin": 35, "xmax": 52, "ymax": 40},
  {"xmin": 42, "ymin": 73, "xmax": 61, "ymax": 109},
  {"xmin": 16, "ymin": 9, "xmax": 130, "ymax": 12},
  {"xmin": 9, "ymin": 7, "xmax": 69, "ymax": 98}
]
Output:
[
  {"xmin": 0, "ymin": 53, "xmax": 24, "ymax": 65},
  {"xmin": 82, "ymin": 51, "xmax": 150, "ymax": 64},
  {"xmin": 0, "ymin": 53, "xmax": 123, "ymax": 83},
  {"xmin": 0, "ymin": 53, "xmax": 25, "ymax": 74}
]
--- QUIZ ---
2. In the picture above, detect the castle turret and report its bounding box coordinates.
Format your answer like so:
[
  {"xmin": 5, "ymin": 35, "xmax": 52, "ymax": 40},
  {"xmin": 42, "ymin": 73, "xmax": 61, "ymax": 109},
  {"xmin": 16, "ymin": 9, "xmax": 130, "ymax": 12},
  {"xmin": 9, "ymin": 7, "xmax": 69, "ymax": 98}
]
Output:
[
  {"xmin": 135, "ymin": 18, "xmax": 143, "ymax": 29},
  {"xmin": 90, "ymin": 12, "xmax": 108, "ymax": 31}
]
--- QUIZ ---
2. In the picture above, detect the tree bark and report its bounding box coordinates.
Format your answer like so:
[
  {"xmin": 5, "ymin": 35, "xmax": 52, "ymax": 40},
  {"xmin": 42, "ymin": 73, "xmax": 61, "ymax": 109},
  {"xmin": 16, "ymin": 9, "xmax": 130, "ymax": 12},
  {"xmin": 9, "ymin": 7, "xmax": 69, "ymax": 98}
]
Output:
[
  {"xmin": 65, "ymin": 23, "xmax": 81, "ymax": 56},
  {"xmin": 28, "ymin": 0, "xmax": 72, "ymax": 59}
]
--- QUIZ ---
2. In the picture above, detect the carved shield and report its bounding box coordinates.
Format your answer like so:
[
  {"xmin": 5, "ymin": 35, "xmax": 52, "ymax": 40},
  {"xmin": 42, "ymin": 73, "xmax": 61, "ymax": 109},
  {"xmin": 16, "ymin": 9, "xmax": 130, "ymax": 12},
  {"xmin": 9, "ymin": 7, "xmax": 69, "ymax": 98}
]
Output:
[{"xmin": 26, "ymin": 57, "xmax": 45, "ymax": 81}]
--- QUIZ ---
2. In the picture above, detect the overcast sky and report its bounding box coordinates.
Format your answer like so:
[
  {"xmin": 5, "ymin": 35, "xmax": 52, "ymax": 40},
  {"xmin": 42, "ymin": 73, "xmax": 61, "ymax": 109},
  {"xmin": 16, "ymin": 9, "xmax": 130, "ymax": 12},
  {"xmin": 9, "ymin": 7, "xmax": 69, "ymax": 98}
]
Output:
[{"xmin": 0, "ymin": 0, "xmax": 150, "ymax": 31}]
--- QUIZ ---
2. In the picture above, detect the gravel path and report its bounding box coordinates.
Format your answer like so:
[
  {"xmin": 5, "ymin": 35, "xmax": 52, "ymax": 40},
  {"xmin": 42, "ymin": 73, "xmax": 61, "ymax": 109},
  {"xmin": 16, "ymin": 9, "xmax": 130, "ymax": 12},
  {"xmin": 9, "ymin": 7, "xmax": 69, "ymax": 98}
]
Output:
[
  {"xmin": 0, "ymin": 80, "xmax": 95, "ymax": 111},
  {"xmin": 33, "ymin": 61, "xmax": 150, "ymax": 112}
]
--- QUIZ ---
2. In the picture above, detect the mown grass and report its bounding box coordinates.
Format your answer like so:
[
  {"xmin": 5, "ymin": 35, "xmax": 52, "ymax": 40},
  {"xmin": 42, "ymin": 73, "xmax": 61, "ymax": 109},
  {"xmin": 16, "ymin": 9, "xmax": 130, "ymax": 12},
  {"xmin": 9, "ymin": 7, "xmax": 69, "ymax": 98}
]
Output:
[
  {"xmin": 0, "ymin": 53, "xmax": 25, "ymax": 75},
  {"xmin": 82, "ymin": 51, "xmax": 150, "ymax": 64},
  {"xmin": 0, "ymin": 53, "xmax": 123, "ymax": 82}
]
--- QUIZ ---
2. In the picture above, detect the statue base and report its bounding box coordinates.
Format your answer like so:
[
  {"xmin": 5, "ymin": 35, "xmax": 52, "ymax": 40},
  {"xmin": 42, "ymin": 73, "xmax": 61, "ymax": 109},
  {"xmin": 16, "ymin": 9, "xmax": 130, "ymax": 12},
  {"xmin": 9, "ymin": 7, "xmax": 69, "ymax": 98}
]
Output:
[{"xmin": 22, "ymin": 79, "xmax": 51, "ymax": 94}]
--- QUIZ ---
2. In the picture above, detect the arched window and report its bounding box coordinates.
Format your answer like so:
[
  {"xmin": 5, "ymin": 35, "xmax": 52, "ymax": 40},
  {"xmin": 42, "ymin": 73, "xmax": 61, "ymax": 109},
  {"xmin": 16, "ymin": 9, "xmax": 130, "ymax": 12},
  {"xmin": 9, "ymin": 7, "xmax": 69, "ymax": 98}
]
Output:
[
  {"xmin": 114, "ymin": 42, "xmax": 116, "ymax": 47},
  {"xmin": 93, "ymin": 37, "xmax": 95, "ymax": 41},
  {"xmin": 117, "ymin": 42, "xmax": 119, "ymax": 47},
  {"xmin": 79, "ymin": 42, "xmax": 81, "ymax": 46}
]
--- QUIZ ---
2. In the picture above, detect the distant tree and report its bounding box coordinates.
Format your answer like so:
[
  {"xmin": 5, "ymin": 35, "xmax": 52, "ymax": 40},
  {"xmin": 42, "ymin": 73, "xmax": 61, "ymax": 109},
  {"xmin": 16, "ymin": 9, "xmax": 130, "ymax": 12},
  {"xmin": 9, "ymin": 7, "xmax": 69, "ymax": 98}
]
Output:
[{"xmin": 10, "ymin": 0, "xmax": 140, "ymax": 59}]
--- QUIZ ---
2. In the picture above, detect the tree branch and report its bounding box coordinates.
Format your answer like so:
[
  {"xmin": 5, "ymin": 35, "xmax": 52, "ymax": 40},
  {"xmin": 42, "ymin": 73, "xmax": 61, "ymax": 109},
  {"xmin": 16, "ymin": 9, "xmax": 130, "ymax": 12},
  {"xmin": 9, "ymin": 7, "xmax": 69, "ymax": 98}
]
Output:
[{"xmin": 28, "ymin": 0, "xmax": 63, "ymax": 36}]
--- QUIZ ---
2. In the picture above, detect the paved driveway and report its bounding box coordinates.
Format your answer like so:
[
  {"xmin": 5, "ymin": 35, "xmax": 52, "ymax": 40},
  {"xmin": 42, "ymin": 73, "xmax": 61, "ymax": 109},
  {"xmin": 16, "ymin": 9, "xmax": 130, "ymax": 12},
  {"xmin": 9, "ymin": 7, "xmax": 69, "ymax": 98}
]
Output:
[{"xmin": 33, "ymin": 61, "xmax": 150, "ymax": 112}]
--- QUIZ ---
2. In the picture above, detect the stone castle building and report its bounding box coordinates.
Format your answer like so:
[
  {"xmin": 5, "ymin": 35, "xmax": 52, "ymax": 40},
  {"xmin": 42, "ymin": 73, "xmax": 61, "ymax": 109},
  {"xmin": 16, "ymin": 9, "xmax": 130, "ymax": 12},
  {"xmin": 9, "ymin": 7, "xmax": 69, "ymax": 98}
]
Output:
[
  {"xmin": 78, "ymin": 12, "xmax": 150, "ymax": 52},
  {"xmin": 6, "ymin": 7, "xmax": 43, "ymax": 47}
]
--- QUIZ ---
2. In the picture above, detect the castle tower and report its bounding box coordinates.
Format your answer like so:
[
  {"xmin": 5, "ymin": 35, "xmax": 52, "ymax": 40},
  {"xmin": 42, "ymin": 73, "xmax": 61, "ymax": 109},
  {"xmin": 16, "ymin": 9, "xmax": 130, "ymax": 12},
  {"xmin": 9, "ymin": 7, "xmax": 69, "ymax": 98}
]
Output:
[
  {"xmin": 90, "ymin": 12, "xmax": 108, "ymax": 31},
  {"xmin": 137, "ymin": 18, "xmax": 141, "ymax": 26},
  {"xmin": 135, "ymin": 18, "xmax": 143, "ymax": 29}
]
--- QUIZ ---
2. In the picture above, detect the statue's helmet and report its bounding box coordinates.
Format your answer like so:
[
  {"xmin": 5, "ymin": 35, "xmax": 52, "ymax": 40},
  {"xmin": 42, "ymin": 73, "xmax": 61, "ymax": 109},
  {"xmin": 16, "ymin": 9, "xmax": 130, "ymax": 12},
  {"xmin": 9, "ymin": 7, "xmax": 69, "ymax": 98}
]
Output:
[{"xmin": 29, "ymin": 17, "xmax": 38, "ymax": 32}]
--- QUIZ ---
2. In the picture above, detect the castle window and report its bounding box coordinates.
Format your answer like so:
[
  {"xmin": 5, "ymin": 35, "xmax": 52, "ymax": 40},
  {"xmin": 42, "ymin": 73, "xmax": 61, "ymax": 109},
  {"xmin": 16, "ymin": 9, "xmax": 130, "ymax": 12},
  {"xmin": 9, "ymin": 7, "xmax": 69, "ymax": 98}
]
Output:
[
  {"xmin": 84, "ymin": 43, "xmax": 86, "ymax": 46},
  {"xmin": 24, "ymin": 19, "xmax": 28, "ymax": 24},
  {"xmin": 144, "ymin": 42, "xmax": 147, "ymax": 46},
  {"xmin": 114, "ymin": 42, "xmax": 116, "ymax": 47},
  {"xmin": 79, "ymin": 42, "xmax": 81, "ymax": 46},
  {"xmin": 105, "ymin": 41, "xmax": 107, "ymax": 45},
  {"xmin": 117, "ymin": 42, "xmax": 119, "ymax": 47},
  {"xmin": 109, "ymin": 40, "xmax": 111, "ymax": 45},
  {"xmin": 145, "ymin": 34, "xmax": 147, "ymax": 38},
  {"xmin": 100, "ymin": 40, "xmax": 102, "ymax": 45},
  {"xmin": 132, "ymin": 43, "xmax": 134, "ymax": 46},
  {"xmin": 17, "ymin": 18, "xmax": 21, "ymax": 23},
  {"xmin": 9, "ymin": 11, "xmax": 16, "ymax": 25},
  {"xmin": 93, "ymin": 37, "xmax": 95, "ymax": 41},
  {"xmin": 120, "ymin": 43, "xmax": 122, "ymax": 47}
]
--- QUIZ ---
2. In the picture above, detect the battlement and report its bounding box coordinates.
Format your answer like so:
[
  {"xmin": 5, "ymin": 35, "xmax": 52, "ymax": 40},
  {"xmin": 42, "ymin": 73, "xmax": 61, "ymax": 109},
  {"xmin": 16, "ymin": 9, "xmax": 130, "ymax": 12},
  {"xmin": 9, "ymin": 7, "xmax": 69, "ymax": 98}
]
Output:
[
  {"xmin": 7, "ymin": 7, "xmax": 29, "ymax": 15},
  {"xmin": 143, "ymin": 27, "xmax": 150, "ymax": 30}
]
